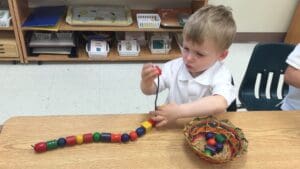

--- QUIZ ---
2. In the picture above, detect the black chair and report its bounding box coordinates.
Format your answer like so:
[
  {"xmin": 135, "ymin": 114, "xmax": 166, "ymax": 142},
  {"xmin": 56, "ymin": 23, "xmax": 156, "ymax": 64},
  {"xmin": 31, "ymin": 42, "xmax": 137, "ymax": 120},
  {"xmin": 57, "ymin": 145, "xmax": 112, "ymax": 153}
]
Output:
[{"xmin": 238, "ymin": 43, "xmax": 295, "ymax": 110}]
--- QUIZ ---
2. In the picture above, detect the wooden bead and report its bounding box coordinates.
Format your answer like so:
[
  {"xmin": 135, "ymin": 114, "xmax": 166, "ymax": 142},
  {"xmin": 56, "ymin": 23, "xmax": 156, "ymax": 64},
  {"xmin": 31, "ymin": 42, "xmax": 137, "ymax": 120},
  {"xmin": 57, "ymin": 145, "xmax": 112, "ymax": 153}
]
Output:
[
  {"xmin": 57, "ymin": 138, "xmax": 67, "ymax": 147},
  {"xmin": 204, "ymin": 149, "xmax": 212, "ymax": 156},
  {"xmin": 111, "ymin": 133, "xmax": 122, "ymax": 143},
  {"xmin": 141, "ymin": 121, "xmax": 152, "ymax": 133},
  {"xmin": 101, "ymin": 133, "xmax": 111, "ymax": 142},
  {"xmin": 215, "ymin": 134, "xmax": 226, "ymax": 143},
  {"xmin": 205, "ymin": 132, "xmax": 215, "ymax": 140},
  {"xmin": 66, "ymin": 136, "xmax": 76, "ymax": 146},
  {"xmin": 129, "ymin": 131, "xmax": 138, "ymax": 141},
  {"xmin": 83, "ymin": 133, "xmax": 93, "ymax": 143},
  {"xmin": 34, "ymin": 142, "xmax": 47, "ymax": 153},
  {"xmin": 216, "ymin": 143, "xmax": 224, "ymax": 153},
  {"xmin": 76, "ymin": 135, "xmax": 83, "ymax": 144},
  {"xmin": 121, "ymin": 133, "xmax": 130, "ymax": 143},
  {"xmin": 148, "ymin": 118, "xmax": 156, "ymax": 127},
  {"xmin": 136, "ymin": 126, "xmax": 146, "ymax": 137},
  {"xmin": 207, "ymin": 138, "xmax": 216, "ymax": 146},
  {"xmin": 46, "ymin": 140, "xmax": 58, "ymax": 150},
  {"xmin": 93, "ymin": 132, "xmax": 101, "ymax": 142},
  {"xmin": 205, "ymin": 145, "xmax": 216, "ymax": 155},
  {"xmin": 155, "ymin": 66, "xmax": 162, "ymax": 75}
]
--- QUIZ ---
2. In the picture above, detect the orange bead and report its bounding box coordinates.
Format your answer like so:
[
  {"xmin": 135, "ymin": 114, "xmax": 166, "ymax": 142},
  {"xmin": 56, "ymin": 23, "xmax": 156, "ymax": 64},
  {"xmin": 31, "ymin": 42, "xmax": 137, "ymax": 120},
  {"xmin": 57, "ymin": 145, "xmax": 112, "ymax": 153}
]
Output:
[
  {"xmin": 111, "ymin": 133, "xmax": 122, "ymax": 143},
  {"xmin": 207, "ymin": 138, "xmax": 216, "ymax": 146},
  {"xmin": 129, "ymin": 131, "xmax": 138, "ymax": 141}
]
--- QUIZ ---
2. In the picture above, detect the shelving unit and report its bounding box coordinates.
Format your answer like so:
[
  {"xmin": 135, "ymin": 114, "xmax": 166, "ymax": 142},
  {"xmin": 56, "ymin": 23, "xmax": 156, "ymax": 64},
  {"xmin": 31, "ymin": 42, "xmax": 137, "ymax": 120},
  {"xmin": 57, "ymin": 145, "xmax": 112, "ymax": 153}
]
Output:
[
  {"xmin": 0, "ymin": 0, "xmax": 23, "ymax": 63},
  {"xmin": 13, "ymin": 0, "xmax": 207, "ymax": 63}
]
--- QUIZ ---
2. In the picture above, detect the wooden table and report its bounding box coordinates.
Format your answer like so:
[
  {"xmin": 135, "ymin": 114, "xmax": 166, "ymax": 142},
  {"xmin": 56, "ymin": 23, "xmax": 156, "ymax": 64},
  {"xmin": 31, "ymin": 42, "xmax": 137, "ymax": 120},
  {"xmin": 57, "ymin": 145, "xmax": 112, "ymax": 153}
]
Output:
[{"xmin": 0, "ymin": 111, "xmax": 299, "ymax": 169}]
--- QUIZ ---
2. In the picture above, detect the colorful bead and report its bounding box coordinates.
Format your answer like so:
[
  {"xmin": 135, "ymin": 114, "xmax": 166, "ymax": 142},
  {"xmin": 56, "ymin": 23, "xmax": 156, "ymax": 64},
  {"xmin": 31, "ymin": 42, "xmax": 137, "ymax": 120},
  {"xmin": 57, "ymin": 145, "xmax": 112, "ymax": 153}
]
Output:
[
  {"xmin": 83, "ymin": 133, "xmax": 93, "ymax": 143},
  {"xmin": 205, "ymin": 145, "xmax": 216, "ymax": 155},
  {"xmin": 66, "ymin": 136, "xmax": 76, "ymax": 146},
  {"xmin": 111, "ymin": 133, "xmax": 122, "ymax": 143},
  {"xmin": 129, "ymin": 131, "xmax": 138, "ymax": 141},
  {"xmin": 34, "ymin": 142, "xmax": 47, "ymax": 153},
  {"xmin": 155, "ymin": 66, "xmax": 162, "ymax": 75},
  {"xmin": 204, "ymin": 149, "xmax": 212, "ymax": 156},
  {"xmin": 136, "ymin": 126, "xmax": 146, "ymax": 137},
  {"xmin": 101, "ymin": 133, "xmax": 111, "ymax": 142},
  {"xmin": 76, "ymin": 135, "xmax": 84, "ymax": 144},
  {"xmin": 148, "ymin": 118, "xmax": 156, "ymax": 127},
  {"xmin": 207, "ymin": 138, "xmax": 216, "ymax": 146},
  {"xmin": 205, "ymin": 132, "xmax": 215, "ymax": 140},
  {"xmin": 46, "ymin": 140, "xmax": 58, "ymax": 150},
  {"xmin": 121, "ymin": 133, "xmax": 130, "ymax": 143},
  {"xmin": 141, "ymin": 121, "xmax": 152, "ymax": 133},
  {"xmin": 57, "ymin": 138, "xmax": 67, "ymax": 147},
  {"xmin": 93, "ymin": 132, "xmax": 101, "ymax": 142},
  {"xmin": 215, "ymin": 134, "xmax": 226, "ymax": 143},
  {"xmin": 216, "ymin": 143, "xmax": 224, "ymax": 153}
]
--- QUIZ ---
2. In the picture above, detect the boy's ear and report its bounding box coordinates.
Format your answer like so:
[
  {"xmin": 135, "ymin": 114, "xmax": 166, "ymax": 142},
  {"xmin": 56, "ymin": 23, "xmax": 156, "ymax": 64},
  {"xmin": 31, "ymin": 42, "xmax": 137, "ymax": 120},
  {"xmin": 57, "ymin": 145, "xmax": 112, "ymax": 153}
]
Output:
[{"xmin": 218, "ymin": 50, "xmax": 229, "ymax": 61}]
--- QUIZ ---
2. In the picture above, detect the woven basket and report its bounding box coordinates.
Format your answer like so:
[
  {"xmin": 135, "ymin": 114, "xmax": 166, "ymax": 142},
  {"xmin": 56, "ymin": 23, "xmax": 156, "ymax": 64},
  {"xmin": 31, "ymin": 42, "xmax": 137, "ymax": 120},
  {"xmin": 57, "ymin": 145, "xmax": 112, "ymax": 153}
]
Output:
[{"xmin": 184, "ymin": 116, "xmax": 248, "ymax": 163}]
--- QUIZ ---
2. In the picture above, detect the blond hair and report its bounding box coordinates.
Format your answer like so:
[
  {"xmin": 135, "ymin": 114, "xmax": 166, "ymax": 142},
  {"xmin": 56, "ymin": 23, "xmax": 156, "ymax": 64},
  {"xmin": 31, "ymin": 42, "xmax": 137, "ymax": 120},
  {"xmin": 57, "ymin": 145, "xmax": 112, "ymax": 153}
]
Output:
[{"xmin": 183, "ymin": 5, "xmax": 236, "ymax": 51}]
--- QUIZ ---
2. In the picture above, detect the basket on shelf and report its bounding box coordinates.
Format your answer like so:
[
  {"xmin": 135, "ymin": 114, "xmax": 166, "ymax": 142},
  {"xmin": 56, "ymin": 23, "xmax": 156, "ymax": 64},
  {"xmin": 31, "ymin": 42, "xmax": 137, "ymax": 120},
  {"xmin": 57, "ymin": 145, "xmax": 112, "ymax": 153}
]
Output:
[
  {"xmin": 184, "ymin": 116, "xmax": 248, "ymax": 164},
  {"xmin": 136, "ymin": 13, "xmax": 161, "ymax": 29},
  {"xmin": 117, "ymin": 40, "xmax": 140, "ymax": 56}
]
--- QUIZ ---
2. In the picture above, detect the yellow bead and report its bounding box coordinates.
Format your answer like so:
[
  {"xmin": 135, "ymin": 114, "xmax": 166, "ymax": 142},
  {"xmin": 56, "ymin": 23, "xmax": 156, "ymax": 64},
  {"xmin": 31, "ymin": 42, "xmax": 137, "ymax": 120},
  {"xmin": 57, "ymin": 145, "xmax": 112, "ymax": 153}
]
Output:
[
  {"xmin": 76, "ymin": 135, "xmax": 83, "ymax": 144},
  {"xmin": 141, "ymin": 121, "xmax": 152, "ymax": 133}
]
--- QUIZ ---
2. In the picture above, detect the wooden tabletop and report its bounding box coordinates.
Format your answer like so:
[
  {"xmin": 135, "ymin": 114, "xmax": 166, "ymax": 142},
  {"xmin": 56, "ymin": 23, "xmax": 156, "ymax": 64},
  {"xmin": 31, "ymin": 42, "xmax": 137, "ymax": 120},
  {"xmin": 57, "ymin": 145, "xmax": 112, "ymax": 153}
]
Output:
[{"xmin": 0, "ymin": 111, "xmax": 299, "ymax": 169}]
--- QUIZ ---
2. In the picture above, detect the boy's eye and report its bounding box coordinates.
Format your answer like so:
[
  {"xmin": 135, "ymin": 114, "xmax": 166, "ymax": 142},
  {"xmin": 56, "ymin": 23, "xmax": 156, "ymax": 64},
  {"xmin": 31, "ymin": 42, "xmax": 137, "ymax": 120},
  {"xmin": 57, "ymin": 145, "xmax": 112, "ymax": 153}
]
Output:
[
  {"xmin": 196, "ymin": 52, "xmax": 205, "ymax": 57},
  {"xmin": 183, "ymin": 47, "xmax": 189, "ymax": 51}
]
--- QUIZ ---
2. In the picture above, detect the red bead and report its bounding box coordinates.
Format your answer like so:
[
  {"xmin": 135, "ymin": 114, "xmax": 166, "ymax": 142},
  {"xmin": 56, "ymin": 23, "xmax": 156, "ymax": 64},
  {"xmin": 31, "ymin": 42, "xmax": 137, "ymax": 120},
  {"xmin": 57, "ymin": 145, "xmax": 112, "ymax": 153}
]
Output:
[
  {"xmin": 148, "ymin": 118, "xmax": 156, "ymax": 127},
  {"xmin": 83, "ymin": 133, "xmax": 93, "ymax": 143},
  {"xmin": 129, "ymin": 131, "xmax": 138, "ymax": 141},
  {"xmin": 66, "ymin": 136, "xmax": 76, "ymax": 146},
  {"xmin": 111, "ymin": 133, "xmax": 122, "ymax": 142},
  {"xmin": 207, "ymin": 138, "xmax": 216, "ymax": 146},
  {"xmin": 155, "ymin": 66, "xmax": 162, "ymax": 75},
  {"xmin": 34, "ymin": 142, "xmax": 47, "ymax": 153}
]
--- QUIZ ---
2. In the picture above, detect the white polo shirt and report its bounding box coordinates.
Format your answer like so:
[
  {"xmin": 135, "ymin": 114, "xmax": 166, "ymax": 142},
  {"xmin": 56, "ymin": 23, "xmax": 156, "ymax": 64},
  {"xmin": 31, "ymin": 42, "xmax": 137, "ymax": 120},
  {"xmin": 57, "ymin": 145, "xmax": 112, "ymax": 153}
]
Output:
[
  {"xmin": 155, "ymin": 58, "xmax": 235, "ymax": 106},
  {"xmin": 281, "ymin": 44, "xmax": 300, "ymax": 110}
]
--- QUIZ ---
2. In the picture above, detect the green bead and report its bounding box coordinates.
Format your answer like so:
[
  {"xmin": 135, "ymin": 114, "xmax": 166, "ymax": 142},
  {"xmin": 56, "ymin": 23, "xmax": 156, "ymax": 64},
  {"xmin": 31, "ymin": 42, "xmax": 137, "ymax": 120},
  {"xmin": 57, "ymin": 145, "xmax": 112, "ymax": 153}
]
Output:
[
  {"xmin": 46, "ymin": 140, "xmax": 58, "ymax": 150},
  {"xmin": 93, "ymin": 132, "xmax": 101, "ymax": 142},
  {"xmin": 215, "ymin": 134, "xmax": 226, "ymax": 143},
  {"xmin": 204, "ymin": 149, "xmax": 212, "ymax": 156}
]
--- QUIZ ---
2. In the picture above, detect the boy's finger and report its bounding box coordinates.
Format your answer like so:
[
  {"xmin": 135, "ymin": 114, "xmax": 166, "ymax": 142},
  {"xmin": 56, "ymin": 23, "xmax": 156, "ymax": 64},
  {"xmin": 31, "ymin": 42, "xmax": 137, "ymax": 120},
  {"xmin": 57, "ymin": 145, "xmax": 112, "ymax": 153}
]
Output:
[
  {"xmin": 155, "ymin": 120, "xmax": 167, "ymax": 128},
  {"xmin": 150, "ymin": 115, "xmax": 164, "ymax": 122}
]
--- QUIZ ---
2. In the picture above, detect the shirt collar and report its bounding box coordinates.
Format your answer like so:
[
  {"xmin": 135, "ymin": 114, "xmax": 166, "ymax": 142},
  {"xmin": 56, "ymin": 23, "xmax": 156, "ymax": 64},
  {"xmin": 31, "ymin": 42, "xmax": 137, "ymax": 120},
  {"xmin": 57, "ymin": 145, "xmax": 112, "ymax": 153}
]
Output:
[{"xmin": 178, "ymin": 61, "xmax": 221, "ymax": 85}]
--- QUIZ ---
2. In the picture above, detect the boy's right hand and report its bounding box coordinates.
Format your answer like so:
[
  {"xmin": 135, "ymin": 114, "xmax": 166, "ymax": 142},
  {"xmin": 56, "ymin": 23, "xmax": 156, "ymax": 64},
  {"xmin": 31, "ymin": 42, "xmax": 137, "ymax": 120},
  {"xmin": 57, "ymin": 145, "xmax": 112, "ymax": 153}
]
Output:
[{"xmin": 141, "ymin": 63, "xmax": 161, "ymax": 84}]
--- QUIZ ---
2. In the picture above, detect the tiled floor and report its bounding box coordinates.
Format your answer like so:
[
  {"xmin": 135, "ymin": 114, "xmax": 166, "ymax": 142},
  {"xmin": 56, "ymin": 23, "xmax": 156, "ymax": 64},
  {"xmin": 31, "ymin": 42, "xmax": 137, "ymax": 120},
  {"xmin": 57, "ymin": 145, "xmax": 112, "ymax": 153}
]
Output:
[{"xmin": 0, "ymin": 43, "xmax": 256, "ymax": 124}]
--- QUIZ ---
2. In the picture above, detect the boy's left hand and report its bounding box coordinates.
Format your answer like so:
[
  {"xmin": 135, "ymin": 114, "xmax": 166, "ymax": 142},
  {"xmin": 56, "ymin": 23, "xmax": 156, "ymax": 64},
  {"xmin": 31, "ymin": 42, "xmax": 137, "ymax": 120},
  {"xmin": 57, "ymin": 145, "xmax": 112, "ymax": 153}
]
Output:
[{"xmin": 149, "ymin": 103, "xmax": 181, "ymax": 127}]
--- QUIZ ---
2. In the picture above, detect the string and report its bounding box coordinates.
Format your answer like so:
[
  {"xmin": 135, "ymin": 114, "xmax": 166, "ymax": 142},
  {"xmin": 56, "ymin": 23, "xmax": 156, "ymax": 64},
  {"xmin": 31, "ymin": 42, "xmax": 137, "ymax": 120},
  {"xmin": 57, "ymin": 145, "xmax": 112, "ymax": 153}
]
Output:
[{"xmin": 154, "ymin": 75, "xmax": 159, "ymax": 110}]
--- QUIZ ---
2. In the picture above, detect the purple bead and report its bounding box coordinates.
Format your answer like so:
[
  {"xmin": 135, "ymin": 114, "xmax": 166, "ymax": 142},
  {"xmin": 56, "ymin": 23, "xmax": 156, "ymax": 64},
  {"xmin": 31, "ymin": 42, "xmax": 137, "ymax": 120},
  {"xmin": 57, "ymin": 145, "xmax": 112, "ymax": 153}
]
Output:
[
  {"xmin": 216, "ymin": 143, "xmax": 224, "ymax": 153},
  {"xmin": 121, "ymin": 133, "xmax": 130, "ymax": 143},
  {"xmin": 205, "ymin": 145, "xmax": 216, "ymax": 155},
  {"xmin": 205, "ymin": 132, "xmax": 215, "ymax": 140}
]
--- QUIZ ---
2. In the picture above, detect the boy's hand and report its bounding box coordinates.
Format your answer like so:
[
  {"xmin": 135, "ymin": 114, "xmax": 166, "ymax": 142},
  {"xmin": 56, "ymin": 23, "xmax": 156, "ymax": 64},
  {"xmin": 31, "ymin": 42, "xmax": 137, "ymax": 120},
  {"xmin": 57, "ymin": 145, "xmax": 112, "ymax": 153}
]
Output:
[
  {"xmin": 149, "ymin": 103, "xmax": 181, "ymax": 127},
  {"xmin": 141, "ymin": 63, "xmax": 161, "ymax": 84}
]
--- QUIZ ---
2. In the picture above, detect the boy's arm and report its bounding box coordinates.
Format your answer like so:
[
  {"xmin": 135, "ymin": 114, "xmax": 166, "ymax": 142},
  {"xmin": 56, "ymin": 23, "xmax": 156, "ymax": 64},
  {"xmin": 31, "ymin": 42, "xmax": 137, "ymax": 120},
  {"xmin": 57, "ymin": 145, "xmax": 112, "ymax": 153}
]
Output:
[
  {"xmin": 284, "ymin": 65, "xmax": 300, "ymax": 88},
  {"xmin": 140, "ymin": 80, "xmax": 157, "ymax": 95},
  {"xmin": 178, "ymin": 95, "xmax": 228, "ymax": 118}
]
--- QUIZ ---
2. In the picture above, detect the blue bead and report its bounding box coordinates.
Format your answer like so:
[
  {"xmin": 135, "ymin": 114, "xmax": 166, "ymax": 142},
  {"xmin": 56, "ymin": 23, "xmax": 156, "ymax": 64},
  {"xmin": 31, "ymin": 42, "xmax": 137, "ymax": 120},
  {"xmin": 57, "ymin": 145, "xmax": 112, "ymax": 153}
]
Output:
[
  {"xmin": 101, "ymin": 133, "xmax": 111, "ymax": 142},
  {"xmin": 205, "ymin": 145, "xmax": 216, "ymax": 155},
  {"xmin": 216, "ymin": 143, "xmax": 224, "ymax": 152},
  {"xmin": 205, "ymin": 132, "xmax": 215, "ymax": 140},
  {"xmin": 121, "ymin": 133, "xmax": 130, "ymax": 143},
  {"xmin": 57, "ymin": 138, "xmax": 66, "ymax": 147},
  {"xmin": 136, "ymin": 126, "xmax": 146, "ymax": 137}
]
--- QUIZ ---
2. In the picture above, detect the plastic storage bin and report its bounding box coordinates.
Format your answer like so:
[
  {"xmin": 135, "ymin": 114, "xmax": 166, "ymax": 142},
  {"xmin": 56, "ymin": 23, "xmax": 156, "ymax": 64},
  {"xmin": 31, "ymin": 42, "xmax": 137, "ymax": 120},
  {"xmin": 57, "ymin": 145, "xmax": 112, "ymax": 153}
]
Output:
[
  {"xmin": 117, "ymin": 40, "xmax": 140, "ymax": 56},
  {"xmin": 136, "ymin": 13, "xmax": 161, "ymax": 29},
  {"xmin": 86, "ymin": 40, "xmax": 109, "ymax": 57}
]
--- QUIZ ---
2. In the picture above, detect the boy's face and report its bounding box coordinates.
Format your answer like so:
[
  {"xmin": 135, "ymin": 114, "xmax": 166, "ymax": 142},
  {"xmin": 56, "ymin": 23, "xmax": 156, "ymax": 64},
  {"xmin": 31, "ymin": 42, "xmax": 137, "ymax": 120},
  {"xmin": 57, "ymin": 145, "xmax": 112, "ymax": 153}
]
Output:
[{"xmin": 182, "ymin": 38, "xmax": 228, "ymax": 77}]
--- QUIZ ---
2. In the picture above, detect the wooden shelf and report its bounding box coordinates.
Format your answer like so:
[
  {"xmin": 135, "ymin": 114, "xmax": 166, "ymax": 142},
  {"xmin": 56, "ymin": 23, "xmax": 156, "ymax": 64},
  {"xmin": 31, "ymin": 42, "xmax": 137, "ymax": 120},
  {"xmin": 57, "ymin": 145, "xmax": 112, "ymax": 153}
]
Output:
[
  {"xmin": 21, "ymin": 10, "xmax": 183, "ymax": 32},
  {"xmin": 27, "ymin": 42, "xmax": 181, "ymax": 62},
  {"xmin": 0, "ymin": 26, "xmax": 14, "ymax": 31}
]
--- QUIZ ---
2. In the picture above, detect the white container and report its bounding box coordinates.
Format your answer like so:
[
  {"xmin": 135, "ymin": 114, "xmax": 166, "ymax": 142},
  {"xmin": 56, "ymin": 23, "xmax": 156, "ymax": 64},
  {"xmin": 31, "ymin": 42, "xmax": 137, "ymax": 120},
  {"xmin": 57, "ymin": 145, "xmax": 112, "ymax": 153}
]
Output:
[
  {"xmin": 86, "ymin": 40, "xmax": 109, "ymax": 57},
  {"xmin": 136, "ymin": 13, "xmax": 161, "ymax": 29},
  {"xmin": 118, "ymin": 40, "xmax": 140, "ymax": 56},
  {"xmin": 125, "ymin": 32, "xmax": 147, "ymax": 46},
  {"xmin": 149, "ymin": 33, "xmax": 172, "ymax": 54},
  {"xmin": 0, "ymin": 10, "xmax": 11, "ymax": 27}
]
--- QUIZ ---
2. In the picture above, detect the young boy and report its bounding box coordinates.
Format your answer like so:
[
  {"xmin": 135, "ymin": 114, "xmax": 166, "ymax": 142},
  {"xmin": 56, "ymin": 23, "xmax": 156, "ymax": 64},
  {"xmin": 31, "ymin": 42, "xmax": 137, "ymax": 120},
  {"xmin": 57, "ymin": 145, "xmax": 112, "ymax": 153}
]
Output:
[
  {"xmin": 140, "ymin": 5, "xmax": 236, "ymax": 127},
  {"xmin": 281, "ymin": 44, "xmax": 300, "ymax": 110}
]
